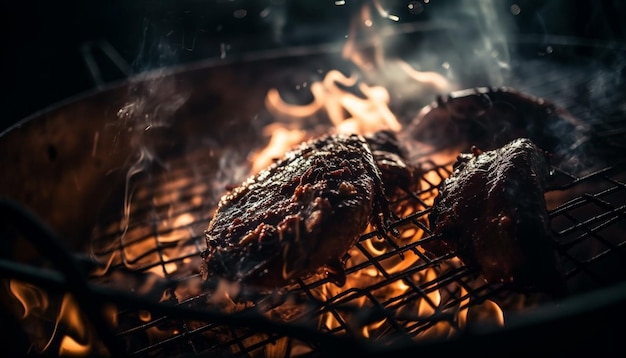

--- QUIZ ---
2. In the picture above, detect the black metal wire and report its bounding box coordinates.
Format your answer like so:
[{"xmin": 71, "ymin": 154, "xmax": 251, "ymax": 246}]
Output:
[
  {"xmin": 89, "ymin": 154, "xmax": 626, "ymax": 356},
  {"xmin": 0, "ymin": 246, "xmax": 374, "ymax": 356},
  {"xmin": 2, "ymin": 136, "xmax": 626, "ymax": 356},
  {"xmin": 0, "ymin": 150, "xmax": 624, "ymax": 355}
]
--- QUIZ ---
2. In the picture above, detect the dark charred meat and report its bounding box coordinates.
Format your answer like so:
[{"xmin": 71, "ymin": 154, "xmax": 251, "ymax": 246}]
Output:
[
  {"xmin": 365, "ymin": 129, "xmax": 415, "ymax": 199},
  {"xmin": 409, "ymin": 87, "xmax": 589, "ymax": 169},
  {"xmin": 425, "ymin": 138, "xmax": 566, "ymax": 297},
  {"xmin": 202, "ymin": 132, "xmax": 412, "ymax": 289}
]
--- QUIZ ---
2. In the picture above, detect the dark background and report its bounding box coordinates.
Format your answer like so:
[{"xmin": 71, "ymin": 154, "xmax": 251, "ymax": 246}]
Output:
[{"xmin": 2, "ymin": 0, "xmax": 625, "ymax": 134}]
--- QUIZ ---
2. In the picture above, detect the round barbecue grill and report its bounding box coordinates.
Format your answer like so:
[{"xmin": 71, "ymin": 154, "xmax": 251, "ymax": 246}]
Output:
[{"xmin": 2, "ymin": 1, "xmax": 626, "ymax": 357}]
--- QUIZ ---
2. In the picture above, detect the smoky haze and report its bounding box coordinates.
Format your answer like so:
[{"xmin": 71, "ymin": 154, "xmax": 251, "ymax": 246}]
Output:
[{"xmin": 2, "ymin": 0, "xmax": 625, "ymax": 134}]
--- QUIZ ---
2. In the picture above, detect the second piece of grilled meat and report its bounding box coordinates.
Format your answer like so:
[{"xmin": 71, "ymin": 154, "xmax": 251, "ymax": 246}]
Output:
[{"xmin": 425, "ymin": 138, "xmax": 566, "ymax": 297}]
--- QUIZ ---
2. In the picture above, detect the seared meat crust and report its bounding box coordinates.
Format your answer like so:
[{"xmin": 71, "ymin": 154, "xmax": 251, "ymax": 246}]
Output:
[
  {"xmin": 203, "ymin": 133, "xmax": 397, "ymax": 288},
  {"xmin": 426, "ymin": 138, "xmax": 566, "ymax": 296}
]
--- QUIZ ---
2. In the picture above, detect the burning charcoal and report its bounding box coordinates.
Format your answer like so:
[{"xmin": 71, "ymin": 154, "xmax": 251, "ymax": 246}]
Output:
[
  {"xmin": 202, "ymin": 132, "xmax": 414, "ymax": 289},
  {"xmin": 425, "ymin": 138, "xmax": 567, "ymax": 297}
]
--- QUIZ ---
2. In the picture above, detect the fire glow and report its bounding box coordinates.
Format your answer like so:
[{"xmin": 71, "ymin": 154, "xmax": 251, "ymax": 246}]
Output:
[
  {"xmin": 5, "ymin": 2, "xmax": 525, "ymax": 356},
  {"xmin": 92, "ymin": 38, "xmax": 506, "ymax": 356},
  {"xmin": 8, "ymin": 73, "xmax": 501, "ymax": 354}
]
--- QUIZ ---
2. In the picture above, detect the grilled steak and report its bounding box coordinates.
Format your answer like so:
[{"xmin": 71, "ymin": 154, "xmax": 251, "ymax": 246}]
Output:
[
  {"xmin": 409, "ymin": 87, "xmax": 589, "ymax": 172},
  {"xmin": 425, "ymin": 138, "xmax": 566, "ymax": 296},
  {"xmin": 202, "ymin": 132, "xmax": 411, "ymax": 288}
]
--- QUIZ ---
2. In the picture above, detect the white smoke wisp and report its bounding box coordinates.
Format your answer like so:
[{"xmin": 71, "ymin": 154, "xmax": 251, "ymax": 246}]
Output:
[
  {"xmin": 114, "ymin": 22, "xmax": 190, "ymax": 238},
  {"xmin": 471, "ymin": 0, "xmax": 513, "ymax": 85}
]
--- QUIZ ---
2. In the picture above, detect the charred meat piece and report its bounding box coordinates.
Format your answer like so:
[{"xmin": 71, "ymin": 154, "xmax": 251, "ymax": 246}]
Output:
[
  {"xmin": 409, "ymin": 87, "xmax": 589, "ymax": 170},
  {"xmin": 202, "ymin": 132, "xmax": 412, "ymax": 288},
  {"xmin": 365, "ymin": 129, "xmax": 415, "ymax": 199},
  {"xmin": 425, "ymin": 138, "xmax": 566, "ymax": 296}
]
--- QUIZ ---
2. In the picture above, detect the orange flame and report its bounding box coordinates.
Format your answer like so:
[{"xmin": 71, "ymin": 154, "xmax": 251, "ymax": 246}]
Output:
[
  {"xmin": 265, "ymin": 69, "xmax": 402, "ymax": 136},
  {"xmin": 10, "ymin": 280, "xmax": 49, "ymax": 318},
  {"xmin": 58, "ymin": 336, "xmax": 91, "ymax": 357},
  {"xmin": 249, "ymin": 1, "xmax": 509, "ymax": 344},
  {"xmin": 8, "ymin": 280, "xmax": 107, "ymax": 356}
]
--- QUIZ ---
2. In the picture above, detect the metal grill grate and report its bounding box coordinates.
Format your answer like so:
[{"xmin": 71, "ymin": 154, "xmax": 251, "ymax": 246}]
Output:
[
  {"xmin": 81, "ymin": 142, "xmax": 626, "ymax": 357},
  {"xmin": 2, "ymin": 45, "xmax": 625, "ymax": 357},
  {"xmin": 549, "ymin": 164, "xmax": 626, "ymax": 289}
]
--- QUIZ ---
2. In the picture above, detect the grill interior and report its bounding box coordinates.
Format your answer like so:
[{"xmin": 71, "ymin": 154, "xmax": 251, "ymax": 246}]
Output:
[
  {"xmin": 81, "ymin": 143, "xmax": 626, "ymax": 357},
  {"xmin": 2, "ymin": 39, "xmax": 626, "ymax": 356}
]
